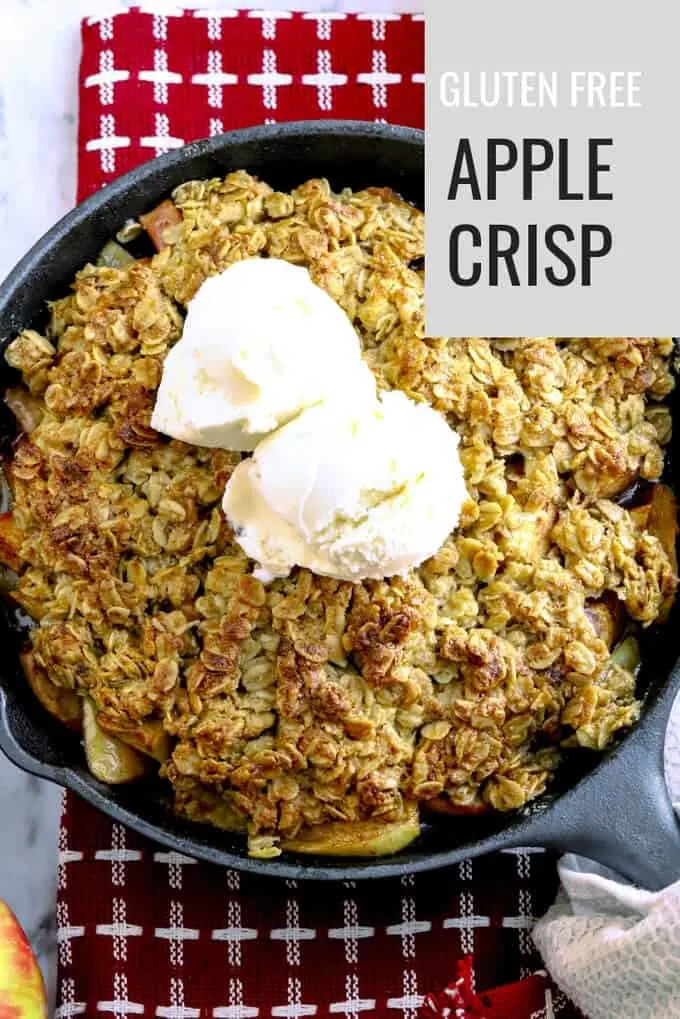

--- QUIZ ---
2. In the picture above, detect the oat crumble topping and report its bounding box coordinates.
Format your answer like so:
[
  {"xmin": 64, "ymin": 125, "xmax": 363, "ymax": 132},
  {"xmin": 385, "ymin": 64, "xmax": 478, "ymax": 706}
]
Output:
[{"xmin": 2, "ymin": 172, "xmax": 677, "ymax": 857}]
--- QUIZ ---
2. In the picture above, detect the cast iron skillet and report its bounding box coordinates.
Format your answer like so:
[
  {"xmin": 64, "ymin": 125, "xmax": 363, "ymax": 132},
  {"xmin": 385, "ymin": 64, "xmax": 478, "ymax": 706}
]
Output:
[{"xmin": 0, "ymin": 122, "xmax": 679, "ymax": 888}]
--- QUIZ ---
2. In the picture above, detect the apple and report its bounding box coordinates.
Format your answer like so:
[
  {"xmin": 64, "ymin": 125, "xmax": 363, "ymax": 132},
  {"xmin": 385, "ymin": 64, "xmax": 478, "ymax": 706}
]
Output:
[{"xmin": 0, "ymin": 901, "xmax": 47, "ymax": 1018}]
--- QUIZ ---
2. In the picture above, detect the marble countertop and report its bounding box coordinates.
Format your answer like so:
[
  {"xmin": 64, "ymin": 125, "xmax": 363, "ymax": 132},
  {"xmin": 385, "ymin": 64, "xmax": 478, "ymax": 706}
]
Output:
[{"xmin": 1, "ymin": 1, "xmax": 679, "ymax": 1012}]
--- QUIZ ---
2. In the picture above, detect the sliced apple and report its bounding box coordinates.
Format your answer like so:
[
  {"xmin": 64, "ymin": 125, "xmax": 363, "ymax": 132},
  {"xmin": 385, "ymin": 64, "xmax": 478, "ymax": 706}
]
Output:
[
  {"xmin": 20, "ymin": 650, "xmax": 81, "ymax": 731},
  {"xmin": 585, "ymin": 592, "xmax": 626, "ymax": 649},
  {"xmin": 609, "ymin": 636, "xmax": 641, "ymax": 674},
  {"xmin": 424, "ymin": 797, "xmax": 491, "ymax": 817},
  {"xmin": 96, "ymin": 240, "xmax": 136, "ymax": 269},
  {"xmin": 139, "ymin": 200, "xmax": 183, "ymax": 251},
  {"xmin": 575, "ymin": 465, "xmax": 637, "ymax": 500},
  {"xmin": 97, "ymin": 714, "xmax": 172, "ymax": 763},
  {"xmin": 4, "ymin": 388, "xmax": 43, "ymax": 436},
  {"xmin": 282, "ymin": 805, "xmax": 420, "ymax": 857},
  {"xmin": 647, "ymin": 484, "xmax": 678, "ymax": 620},
  {"xmin": 629, "ymin": 504, "xmax": 652, "ymax": 530},
  {"xmin": 0, "ymin": 513, "xmax": 25, "ymax": 572},
  {"xmin": 82, "ymin": 698, "xmax": 147, "ymax": 784}
]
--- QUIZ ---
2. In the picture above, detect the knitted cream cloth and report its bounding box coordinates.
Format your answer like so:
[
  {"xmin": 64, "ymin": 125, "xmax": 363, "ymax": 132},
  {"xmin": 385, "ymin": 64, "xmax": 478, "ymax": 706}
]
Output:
[{"xmin": 533, "ymin": 694, "xmax": 680, "ymax": 1019}]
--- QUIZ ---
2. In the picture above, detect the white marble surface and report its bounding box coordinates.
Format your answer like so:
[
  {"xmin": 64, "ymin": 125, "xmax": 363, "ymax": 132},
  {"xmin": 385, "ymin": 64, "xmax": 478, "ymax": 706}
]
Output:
[{"xmin": 1, "ymin": 0, "xmax": 680, "ymax": 1010}]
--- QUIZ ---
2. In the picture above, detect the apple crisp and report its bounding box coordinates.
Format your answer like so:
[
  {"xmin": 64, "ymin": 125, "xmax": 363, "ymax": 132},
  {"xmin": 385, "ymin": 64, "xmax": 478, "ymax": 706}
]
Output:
[{"xmin": 1, "ymin": 172, "xmax": 677, "ymax": 859}]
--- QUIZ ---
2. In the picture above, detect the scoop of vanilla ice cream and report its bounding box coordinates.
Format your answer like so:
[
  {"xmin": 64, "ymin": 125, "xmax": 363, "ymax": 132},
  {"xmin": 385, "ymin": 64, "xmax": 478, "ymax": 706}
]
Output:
[
  {"xmin": 151, "ymin": 258, "xmax": 376, "ymax": 451},
  {"xmin": 222, "ymin": 391, "xmax": 467, "ymax": 582}
]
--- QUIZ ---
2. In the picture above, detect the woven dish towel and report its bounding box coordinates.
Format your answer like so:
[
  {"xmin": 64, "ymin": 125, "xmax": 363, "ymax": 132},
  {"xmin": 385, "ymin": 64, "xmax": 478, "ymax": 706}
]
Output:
[
  {"xmin": 533, "ymin": 858, "xmax": 680, "ymax": 1019},
  {"xmin": 532, "ymin": 681, "xmax": 680, "ymax": 1019},
  {"xmin": 77, "ymin": 6, "xmax": 424, "ymax": 201},
  {"xmin": 59, "ymin": 786, "xmax": 576, "ymax": 1018}
]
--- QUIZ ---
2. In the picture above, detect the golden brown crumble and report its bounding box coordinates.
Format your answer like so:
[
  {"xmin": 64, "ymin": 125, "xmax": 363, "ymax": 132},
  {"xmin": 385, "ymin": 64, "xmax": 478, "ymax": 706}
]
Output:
[{"xmin": 2, "ymin": 172, "xmax": 677, "ymax": 857}]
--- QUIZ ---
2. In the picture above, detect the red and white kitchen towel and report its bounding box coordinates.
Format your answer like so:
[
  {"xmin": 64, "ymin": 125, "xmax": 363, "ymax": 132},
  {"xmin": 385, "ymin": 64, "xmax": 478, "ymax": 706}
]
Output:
[
  {"xmin": 57, "ymin": 788, "xmax": 575, "ymax": 1018},
  {"xmin": 54, "ymin": 7, "xmax": 680, "ymax": 1018},
  {"xmin": 77, "ymin": 6, "xmax": 424, "ymax": 201}
]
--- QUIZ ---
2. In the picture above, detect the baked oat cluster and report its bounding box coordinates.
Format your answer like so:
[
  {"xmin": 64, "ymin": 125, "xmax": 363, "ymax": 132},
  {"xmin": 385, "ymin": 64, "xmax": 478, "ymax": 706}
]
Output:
[{"xmin": 2, "ymin": 171, "xmax": 677, "ymax": 858}]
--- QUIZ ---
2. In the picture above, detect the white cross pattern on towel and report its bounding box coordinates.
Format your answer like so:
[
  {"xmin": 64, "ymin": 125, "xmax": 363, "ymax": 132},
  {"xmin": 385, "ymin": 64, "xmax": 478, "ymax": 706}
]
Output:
[
  {"xmin": 302, "ymin": 50, "xmax": 348, "ymax": 112},
  {"xmin": 85, "ymin": 113, "xmax": 130, "ymax": 176},
  {"xmin": 247, "ymin": 49, "xmax": 292, "ymax": 111},
  {"xmin": 191, "ymin": 50, "xmax": 238, "ymax": 109},
  {"xmin": 357, "ymin": 49, "xmax": 402, "ymax": 109},
  {"xmin": 84, "ymin": 50, "xmax": 130, "ymax": 106},
  {"xmin": 138, "ymin": 49, "xmax": 183, "ymax": 105}
]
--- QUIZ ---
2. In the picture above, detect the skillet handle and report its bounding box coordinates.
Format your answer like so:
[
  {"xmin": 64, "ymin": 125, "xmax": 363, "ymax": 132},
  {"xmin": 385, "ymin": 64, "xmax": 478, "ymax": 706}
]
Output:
[{"xmin": 517, "ymin": 682, "xmax": 680, "ymax": 891}]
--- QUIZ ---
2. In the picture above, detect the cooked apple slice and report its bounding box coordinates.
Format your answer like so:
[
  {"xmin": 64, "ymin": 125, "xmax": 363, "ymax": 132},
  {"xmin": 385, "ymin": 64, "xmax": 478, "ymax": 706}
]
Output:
[
  {"xmin": 575, "ymin": 465, "xmax": 637, "ymax": 500},
  {"xmin": 630, "ymin": 484, "xmax": 677, "ymax": 562},
  {"xmin": 0, "ymin": 513, "xmax": 25, "ymax": 572},
  {"xmin": 424, "ymin": 797, "xmax": 491, "ymax": 817},
  {"xmin": 585, "ymin": 592, "xmax": 625, "ymax": 649},
  {"xmin": 4, "ymin": 388, "xmax": 43, "ymax": 435},
  {"xmin": 96, "ymin": 714, "xmax": 171, "ymax": 763},
  {"xmin": 139, "ymin": 200, "xmax": 182, "ymax": 251},
  {"xmin": 20, "ymin": 650, "xmax": 81, "ymax": 731},
  {"xmin": 499, "ymin": 504, "xmax": 556, "ymax": 564},
  {"xmin": 647, "ymin": 484, "xmax": 677, "ymax": 558},
  {"xmin": 82, "ymin": 698, "xmax": 147, "ymax": 784},
  {"xmin": 282, "ymin": 805, "xmax": 420, "ymax": 857},
  {"xmin": 647, "ymin": 484, "xmax": 678, "ymax": 620},
  {"xmin": 609, "ymin": 636, "xmax": 641, "ymax": 674},
  {"xmin": 96, "ymin": 240, "xmax": 136, "ymax": 269},
  {"xmin": 629, "ymin": 504, "xmax": 652, "ymax": 530}
]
